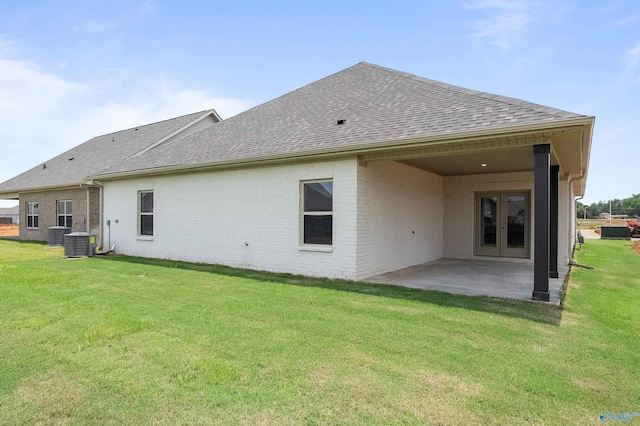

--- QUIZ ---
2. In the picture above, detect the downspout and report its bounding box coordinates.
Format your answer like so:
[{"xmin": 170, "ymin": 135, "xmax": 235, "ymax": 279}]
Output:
[
  {"xmin": 76, "ymin": 183, "xmax": 88, "ymax": 232},
  {"xmin": 86, "ymin": 185, "xmax": 90, "ymax": 233},
  {"xmin": 569, "ymin": 126, "xmax": 587, "ymax": 252},
  {"xmin": 570, "ymin": 173, "xmax": 585, "ymax": 258},
  {"xmin": 86, "ymin": 180, "xmax": 104, "ymax": 250}
]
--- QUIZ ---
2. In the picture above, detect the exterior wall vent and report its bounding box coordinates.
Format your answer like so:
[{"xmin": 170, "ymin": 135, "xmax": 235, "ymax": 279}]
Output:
[{"xmin": 48, "ymin": 226, "xmax": 72, "ymax": 246}]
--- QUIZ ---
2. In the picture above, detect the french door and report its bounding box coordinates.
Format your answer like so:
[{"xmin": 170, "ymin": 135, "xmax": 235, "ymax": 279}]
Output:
[{"xmin": 475, "ymin": 192, "xmax": 530, "ymax": 258}]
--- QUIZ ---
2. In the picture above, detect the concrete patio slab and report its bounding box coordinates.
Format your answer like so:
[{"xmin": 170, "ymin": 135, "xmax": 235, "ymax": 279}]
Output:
[{"xmin": 366, "ymin": 258, "xmax": 567, "ymax": 304}]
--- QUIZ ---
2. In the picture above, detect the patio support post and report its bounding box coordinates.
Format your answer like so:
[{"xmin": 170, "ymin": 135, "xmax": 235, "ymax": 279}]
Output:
[
  {"xmin": 533, "ymin": 144, "xmax": 550, "ymax": 301},
  {"xmin": 549, "ymin": 165, "xmax": 559, "ymax": 279}
]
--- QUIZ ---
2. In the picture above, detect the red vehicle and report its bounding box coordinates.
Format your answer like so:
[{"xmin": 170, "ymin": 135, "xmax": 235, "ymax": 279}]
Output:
[{"xmin": 628, "ymin": 220, "xmax": 640, "ymax": 237}]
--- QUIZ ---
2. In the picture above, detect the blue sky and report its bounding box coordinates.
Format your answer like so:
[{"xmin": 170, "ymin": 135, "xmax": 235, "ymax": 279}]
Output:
[{"xmin": 1, "ymin": 0, "xmax": 638, "ymax": 207}]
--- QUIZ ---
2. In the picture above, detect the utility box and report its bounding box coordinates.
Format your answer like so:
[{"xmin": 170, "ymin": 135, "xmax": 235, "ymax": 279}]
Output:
[
  {"xmin": 600, "ymin": 226, "xmax": 631, "ymax": 239},
  {"xmin": 48, "ymin": 226, "xmax": 72, "ymax": 246},
  {"xmin": 89, "ymin": 234, "xmax": 98, "ymax": 255},
  {"xmin": 64, "ymin": 232, "xmax": 97, "ymax": 257}
]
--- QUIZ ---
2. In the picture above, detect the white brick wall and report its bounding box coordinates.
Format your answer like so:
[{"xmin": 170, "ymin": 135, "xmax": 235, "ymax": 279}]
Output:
[
  {"xmin": 103, "ymin": 158, "xmax": 359, "ymax": 279},
  {"xmin": 443, "ymin": 172, "xmax": 535, "ymax": 261},
  {"xmin": 355, "ymin": 161, "xmax": 443, "ymax": 279},
  {"xmin": 102, "ymin": 158, "xmax": 575, "ymax": 280}
]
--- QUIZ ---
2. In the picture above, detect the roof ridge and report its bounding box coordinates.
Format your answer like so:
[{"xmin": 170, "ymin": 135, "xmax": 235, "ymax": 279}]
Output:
[
  {"xmin": 361, "ymin": 62, "xmax": 584, "ymax": 119},
  {"xmin": 88, "ymin": 109, "xmax": 216, "ymax": 139}
]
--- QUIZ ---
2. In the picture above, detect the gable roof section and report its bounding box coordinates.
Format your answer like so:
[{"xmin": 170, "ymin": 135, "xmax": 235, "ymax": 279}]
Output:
[
  {"xmin": 0, "ymin": 110, "xmax": 219, "ymax": 194},
  {"xmin": 93, "ymin": 62, "xmax": 591, "ymax": 178}
]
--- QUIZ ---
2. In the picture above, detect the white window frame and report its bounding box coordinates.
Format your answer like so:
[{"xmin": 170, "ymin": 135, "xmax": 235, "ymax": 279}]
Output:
[
  {"xmin": 300, "ymin": 179, "xmax": 333, "ymax": 247},
  {"xmin": 138, "ymin": 191, "xmax": 154, "ymax": 237},
  {"xmin": 57, "ymin": 200, "xmax": 72, "ymax": 228},
  {"xmin": 26, "ymin": 202, "xmax": 39, "ymax": 229}
]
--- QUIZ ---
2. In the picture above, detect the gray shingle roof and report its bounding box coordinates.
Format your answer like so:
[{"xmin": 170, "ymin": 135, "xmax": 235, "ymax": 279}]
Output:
[
  {"xmin": 0, "ymin": 206, "xmax": 18, "ymax": 215},
  {"xmin": 94, "ymin": 62, "xmax": 588, "ymax": 177},
  {"xmin": 0, "ymin": 110, "xmax": 216, "ymax": 193}
]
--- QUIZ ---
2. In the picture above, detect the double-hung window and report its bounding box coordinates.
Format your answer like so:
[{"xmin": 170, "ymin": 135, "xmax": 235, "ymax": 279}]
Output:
[
  {"xmin": 302, "ymin": 180, "xmax": 333, "ymax": 245},
  {"xmin": 26, "ymin": 202, "xmax": 39, "ymax": 229},
  {"xmin": 57, "ymin": 200, "xmax": 72, "ymax": 227},
  {"xmin": 139, "ymin": 191, "xmax": 154, "ymax": 236}
]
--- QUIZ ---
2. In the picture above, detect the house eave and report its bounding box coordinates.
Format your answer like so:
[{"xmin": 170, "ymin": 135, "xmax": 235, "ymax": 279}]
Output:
[
  {"xmin": 0, "ymin": 192, "xmax": 19, "ymax": 199},
  {"xmin": 91, "ymin": 117, "xmax": 596, "ymax": 181},
  {"xmin": 0, "ymin": 182, "xmax": 101, "ymax": 197}
]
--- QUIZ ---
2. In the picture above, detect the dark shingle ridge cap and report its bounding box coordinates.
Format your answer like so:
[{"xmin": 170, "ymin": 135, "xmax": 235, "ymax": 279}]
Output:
[
  {"xmin": 362, "ymin": 62, "xmax": 586, "ymax": 119},
  {"xmin": 88, "ymin": 109, "xmax": 216, "ymax": 140}
]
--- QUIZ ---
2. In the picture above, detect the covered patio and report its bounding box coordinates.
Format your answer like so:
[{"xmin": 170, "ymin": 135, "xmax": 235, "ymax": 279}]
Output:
[
  {"xmin": 366, "ymin": 258, "xmax": 568, "ymax": 304},
  {"xmin": 357, "ymin": 112, "xmax": 593, "ymax": 303}
]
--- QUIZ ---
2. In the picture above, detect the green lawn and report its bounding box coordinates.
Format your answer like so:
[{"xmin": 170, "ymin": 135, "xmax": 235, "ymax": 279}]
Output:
[{"xmin": 0, "ymin": 239, "xmax": 638, "ymax": 425}]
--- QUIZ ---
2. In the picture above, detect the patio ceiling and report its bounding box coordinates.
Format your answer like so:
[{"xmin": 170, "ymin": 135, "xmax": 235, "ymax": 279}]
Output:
[
  {"xmin": 400, "ymin": 145, "xmax": 550, "ymax": 176},
  {"xmin": 358, "ymin": 121, "xmax": 591, "ymax": 194}
]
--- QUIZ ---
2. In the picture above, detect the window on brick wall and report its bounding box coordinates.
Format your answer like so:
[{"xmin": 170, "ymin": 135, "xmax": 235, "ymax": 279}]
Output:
[
  {"xmin": 57, "ymin": 200, "xmax": 72, "ymax": 228},
  {"xmin": 26, "ymin": 202, "xmax": 39, "ymax": 229},
  {"xmin": 139, "ymin": 191, "xmax": 154, "ymax": 236},
  {"xmin": 302, "ymin": 180, "xmax": 333, "ymax": 245}
]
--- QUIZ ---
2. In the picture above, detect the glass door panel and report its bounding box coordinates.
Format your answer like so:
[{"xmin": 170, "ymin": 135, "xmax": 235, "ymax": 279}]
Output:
[
  {"xmin": 476, "ymin": 196, "xmax": 499, "ymax": 256},
  {"xmin": 502, "ymin": 194, "xmax": 528, "ymax": 258},
  {"xmin": 476, "ymin": 192, "xmax": 529, "ymax": 258}
]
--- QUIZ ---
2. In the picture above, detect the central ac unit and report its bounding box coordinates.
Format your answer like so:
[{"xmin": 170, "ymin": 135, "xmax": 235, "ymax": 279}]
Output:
[
  {"xmin": 64, "ymin": 232, "xmax": 96, "ymax": 257},
  {"xmin": 48, "ymin": 226, "xmax": 71, "ymax": 246}
]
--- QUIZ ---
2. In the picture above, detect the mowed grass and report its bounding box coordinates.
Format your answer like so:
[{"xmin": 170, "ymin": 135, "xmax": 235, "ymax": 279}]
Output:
[{"xmin": 0, "ymin": 239, "xmax": 638, "ymax": 425}]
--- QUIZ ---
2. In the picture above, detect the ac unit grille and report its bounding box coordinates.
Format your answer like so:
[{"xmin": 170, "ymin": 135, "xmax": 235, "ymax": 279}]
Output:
[
  {"xmin": 48, "ymin": 226, "xmax": 71, "ymax": 246},
  {"xmin": 64, "ymin": 232, "xmax": 94, "ymax": 257}
]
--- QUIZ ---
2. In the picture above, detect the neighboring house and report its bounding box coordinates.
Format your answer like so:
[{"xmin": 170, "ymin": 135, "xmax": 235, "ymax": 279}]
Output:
[
  {"xmin": 0, "ymin": 110, "xmax": 220, "ymax": 242},
  {"xmin": 0, "ymin": 206, "xmax": 19, "ymax": 224},
  {"xmin": 0, "ymin": 63, "xmax": 595, "ymax": 302}
]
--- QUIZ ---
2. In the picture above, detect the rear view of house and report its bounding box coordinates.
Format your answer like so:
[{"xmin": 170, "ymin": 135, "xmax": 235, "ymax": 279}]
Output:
[
  {"xmin": 91, "ymin": 63, "xmax": 593, "ymax": 301},
  {"xmin": 0, "ymin": 63, "xmax": 594, "ymax": 301}
]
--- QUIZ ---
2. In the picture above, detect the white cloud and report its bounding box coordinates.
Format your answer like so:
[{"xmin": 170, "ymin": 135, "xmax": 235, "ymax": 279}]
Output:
[
  {"xmin": 0, "ymin": 50, "xmax": 255, "ymax": 196},
  {"xmin": 464, "ymin": 0, "xmax": 537, "ymax": 50},
  {"xmin": 618, "ymin": 42, "xmax": 640, "ymax": 88},
  {"xmin": 627, "ymin": 43, "xmax": 640, "ymax": 68},
  {"xmin": 72, "ymin": 21, "xmax": 117, "ymax": 33},
  {"xmin": 612, "ymin": 13, "xmax": 640, "ymax": 28},
  {"xmin": 140, "ymin": 0, "xmax": 157, "ymax": 15}
]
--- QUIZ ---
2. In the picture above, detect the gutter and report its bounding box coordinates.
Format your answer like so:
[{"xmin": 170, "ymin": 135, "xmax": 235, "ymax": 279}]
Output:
[
  {"xmin": 0, "ymin": 183, "xmax": 91, "ymax": 197},
  {"xmin": 91, "ymin": 116, "xmax": 596, "ymax": 181}
]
